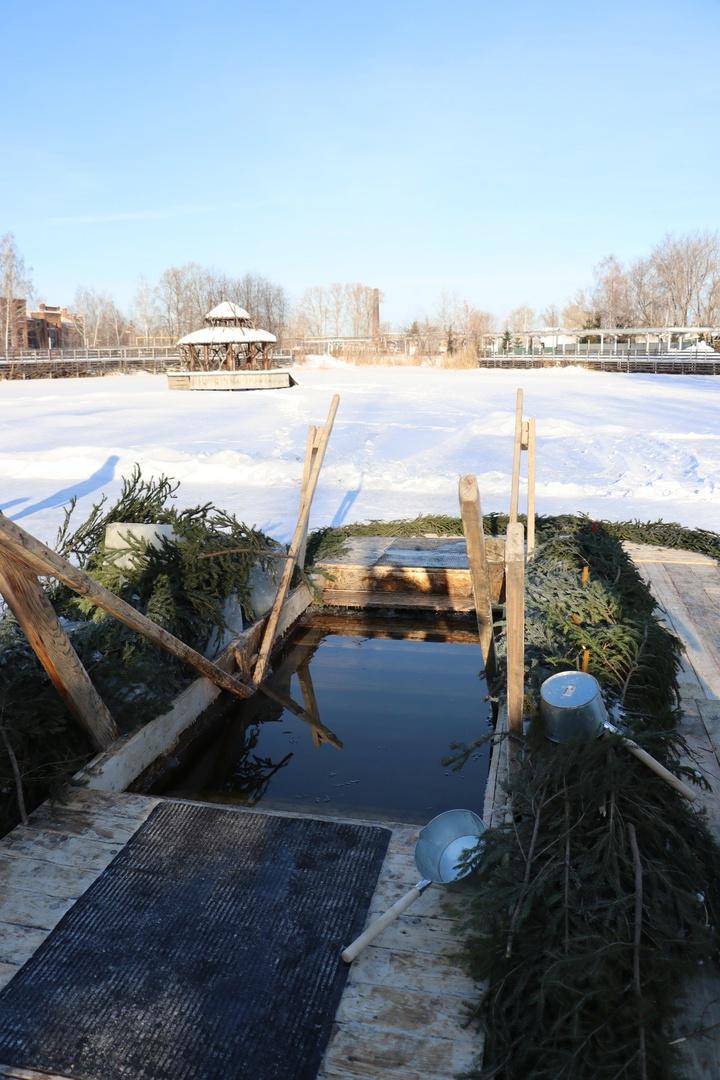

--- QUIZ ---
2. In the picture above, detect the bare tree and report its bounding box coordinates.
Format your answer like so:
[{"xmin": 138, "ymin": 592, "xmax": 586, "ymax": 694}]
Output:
[
  {"xmin": 649, "ymin": 231, "xmax": 720, "ymax": 325},
  {"xmin": 0, "ymin": 233, "xmax": 33, "ymax": 351},
  {"xmin": 229, "ymin": 272, "xmax": 289, "ymax": 338},
  {"xmin": 345, "ymin": 283, "xmax": 377, "ymax": 337},
  {"xmin": 296, "ymin": 286, "xmax": 329, "ymax": 337},
  {"xmin": 540, "ymin": 303, "xmax": 562, "ymax": 327},
  {"xmin": 131, "ymin": 275, "xmax": 159, "ymax": 345},
  {"xmin": 327, "ymin": 282, "xmax": 346, "ymax": 337},
  {"xmin": 507, "ymin": 305, "xmax": 535, "ymax": 333}
]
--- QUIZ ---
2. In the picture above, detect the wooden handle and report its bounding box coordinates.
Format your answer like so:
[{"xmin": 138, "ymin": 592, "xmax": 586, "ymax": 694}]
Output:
[
  {"xmin": 621, "ymin": 737, "xmax": 698, "ymax": 802},
  {"xmin": 341, "ymin": 882, "xmax": 428, "ymax": 963}
]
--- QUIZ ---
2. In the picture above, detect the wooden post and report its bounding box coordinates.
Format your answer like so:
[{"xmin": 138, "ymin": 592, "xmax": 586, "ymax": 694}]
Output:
[
  {"xmin": 0, "ymin": 554, "xmax": 119, "ymax": 750},
  {"xmin": 510, "ymin": 388, "xmax": 523, "ymax": 523},
  {"xmin": 458, "ymin": 475, "xmax": 496, "ymax": 681},
  {"xmin": 253, "ymin": 395, "xmax": 340, "ymax": 686},
  {"xmin": 0, "ymin": 512, "xmax": 254, "ymax": 701},
  {"xmin": 296, "ymin": 425, "xmax": 318, "ymax": 570},
  {"xmin": 527, "ymin": 417, "xmax": 536, "ymax": 557},
  {"xmin": 505, "ymin": 522, "xmax": 525, "ymax": 735}
]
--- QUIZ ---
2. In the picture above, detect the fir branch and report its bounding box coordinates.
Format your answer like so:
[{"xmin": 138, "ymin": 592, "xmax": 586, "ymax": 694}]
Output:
[
  {"xmin": 627, "ymin": 821, "xmax": 647, "ymax": 1080},
  {"xmin": 0, "ymin": 715, "xmax": 27, "ymax": 826}
]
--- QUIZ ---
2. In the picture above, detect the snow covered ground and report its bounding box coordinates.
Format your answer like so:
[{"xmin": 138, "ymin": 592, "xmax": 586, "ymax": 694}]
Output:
[{"xmin": 1, "ymin": 361, "xmax": 718, "ymax": 548}]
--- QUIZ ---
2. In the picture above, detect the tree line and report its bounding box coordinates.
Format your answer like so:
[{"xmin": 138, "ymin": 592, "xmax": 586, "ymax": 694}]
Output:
[{"xmin": 2, "ymin": 228, "xmax": 719, "ymax": 352}]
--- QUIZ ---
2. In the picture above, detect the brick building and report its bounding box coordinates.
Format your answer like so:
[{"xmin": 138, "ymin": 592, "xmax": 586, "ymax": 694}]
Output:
[
  {"xmin": 27, "ymin": 304, "xmax": 84, "ymax": 349},
  {"xmin": 0, "ymin": 297, "xmax": 28, "ymax": 348}
]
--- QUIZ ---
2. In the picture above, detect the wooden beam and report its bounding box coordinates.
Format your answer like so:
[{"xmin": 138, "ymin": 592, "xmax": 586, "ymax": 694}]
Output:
[
  {"xmin": 0, "ymin": 513, "xmax": 254, "ymax": 701},
  {"xmin": 458, "ymin": 475, "xmax": 496, "ymax": 681},
  {"xmin": 505, "ymin": 521, "xmax": 525, "ymax": 734},
  {"xmin": 527, "ymin": 417, "xmax": 536, "ymax": 557},
  {"xmin": 0, "ymin": 554, "xmax": 119, "ymax": 751},
  {"xmin": 295, "ymin": 425, "xmax": 318, "ymax": 570},
  {"xmin": 253, "ymin": 395, "xmax": 340, "ymax": 685},
  {"xmin": 510, "ymin": 388, "xmax": 523, "ymax": 523}
]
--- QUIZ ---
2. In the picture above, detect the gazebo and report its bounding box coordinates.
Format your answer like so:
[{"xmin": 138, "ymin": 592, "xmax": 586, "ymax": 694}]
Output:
[{"xmin": 176, "ymin": 302, "xmax": 277, "ymax": 371}]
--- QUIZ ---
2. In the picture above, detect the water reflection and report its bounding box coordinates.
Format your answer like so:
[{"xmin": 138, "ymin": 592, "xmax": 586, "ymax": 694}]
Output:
[{"xmin": 156, "ymin": 617, "xmax": 492, "ymax": 824}]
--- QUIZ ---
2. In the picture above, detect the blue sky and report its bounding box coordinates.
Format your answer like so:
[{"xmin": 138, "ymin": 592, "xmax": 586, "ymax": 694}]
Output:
[{"xmin": 2, "ymin": 0, "xmax": 719, "ymax": 326}]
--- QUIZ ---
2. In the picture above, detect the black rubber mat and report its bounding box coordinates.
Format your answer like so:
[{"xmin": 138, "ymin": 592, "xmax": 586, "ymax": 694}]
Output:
[{"xmin": 0, "ymin": 801, "xmax": 390, "ymax": 1079}]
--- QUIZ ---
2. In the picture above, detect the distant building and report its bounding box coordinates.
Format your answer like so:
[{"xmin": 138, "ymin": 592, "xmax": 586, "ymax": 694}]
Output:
[
  {"xmin": 27, "ymin": 304, "xmax": 84, "ymax": 349},
  {"xmin": 0, "ymin": 297, "xmax": 28, "ymax": 348}
]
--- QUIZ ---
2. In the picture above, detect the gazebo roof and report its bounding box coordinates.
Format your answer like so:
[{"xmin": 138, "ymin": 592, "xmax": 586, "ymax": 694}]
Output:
[
  {"xmin": 204, "ymin": 302, "xmax": 251, "ymax": 323},
  {"xmin": 177, "ymin": 326, "xmax": 276, "ymax": 346}
]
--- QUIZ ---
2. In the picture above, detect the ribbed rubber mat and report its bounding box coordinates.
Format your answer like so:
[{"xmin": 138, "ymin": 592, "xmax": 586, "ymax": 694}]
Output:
[{"xmin": 0, "ymin": 801, "xmax": 390, "ymax": 1079}]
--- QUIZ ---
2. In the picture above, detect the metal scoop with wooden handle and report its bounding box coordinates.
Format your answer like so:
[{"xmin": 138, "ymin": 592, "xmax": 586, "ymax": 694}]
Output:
[
  {"xmin": 539, "ymin": 672, "xmax": 698, "ymax": 802},
  {"xmin": 341, "ymin": 808, "xmax": 485, "ymax": 963}
]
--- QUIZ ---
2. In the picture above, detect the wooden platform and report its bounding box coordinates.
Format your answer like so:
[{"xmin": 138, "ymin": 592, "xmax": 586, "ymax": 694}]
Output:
[
  {"xmin": 317, "ymin": 535, "xmax": 505, "ymax": 612},
  {"xmin": 625, "ymin": 543, "xmax": 720, "ymax": 1078},
  {"xmin": 167, "ymin": 369, "xmax": 296, "ymax": 391},
  {"xmin": 0, "ymin": 790, "xmax": 482, "ymax": 1079}
]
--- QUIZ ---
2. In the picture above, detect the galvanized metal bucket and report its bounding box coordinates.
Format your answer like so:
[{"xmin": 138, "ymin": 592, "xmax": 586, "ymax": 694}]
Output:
[{"xmin": 539, "ymin": 671, "xmax": 607, "ymax": 743}]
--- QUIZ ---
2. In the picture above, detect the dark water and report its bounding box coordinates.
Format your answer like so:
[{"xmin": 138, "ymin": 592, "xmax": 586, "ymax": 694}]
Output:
[{"xmin": 154, "ymin": 620, "xmax": 492, "ymax": 824}]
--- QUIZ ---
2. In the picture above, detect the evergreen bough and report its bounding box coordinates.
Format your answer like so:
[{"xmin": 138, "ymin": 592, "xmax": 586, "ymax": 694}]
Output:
[
  {"xmin": 454, "ymin": 517, "xmax": 720, "ymax": 1079},
  {"xmin": 0, "ymin": 467, "xmax": 273, "ymax": 837}
]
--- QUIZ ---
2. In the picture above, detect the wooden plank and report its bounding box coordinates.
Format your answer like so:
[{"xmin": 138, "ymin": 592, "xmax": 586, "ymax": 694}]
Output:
[
  {"xmin": 317, "ymin": 1024, "xmax": 480, "ymax": 1079},
  {"xmin": 25, "ymin": 806, "xmax": 144, "ymax": 845},
  {"xmin": 0, "ymin": 923, "xmax": 49, "ymax": 967},
  {"xmin": 354, "ymin": 914, "xmax": 466, "ymax": 957},
  {"xmin": 0, "ymin": 554, "xmax": 119, "ymax": 750},
  {"xmin": 458, "ymin": 475, "xmax": 496, "ymax": 680},
  {"xmin": 334, "ymin": 983, "xmax": 477, "ymax": 1041},
  {"xmin": 0, "ymin": 514, "xmax": 254, "ymax": 702},
  {"xmin": 0, "ymin": 854, "xmax": 97, "ymax": 899},
  {"xmin": 0, "ymin": 888, "xmax": 74, "ymax": 931},
  {"xmin": 505, "ymin": 522, "xmax": 525, "ymax": 733},
  {"xmin": 0, "ymin": 828, "xmax": 124, "ymax": 871},
  {"xmin": 319, "ymin": 564, "xmax": 482, "ymax": 600},
  {"xmin": 643, "ymin": 563, "xmax": 720, "ymax": 698},
  {"xmin": 56, "ymin": 789, "xmax": 157, "ymax": 820},
  {"xmin": 254, "ymin": 395, "xmax": 340, "ymax": 684},
  {"xmin": 344, "ymin": 946, "xmax": 474, "ymax": 997},
  {"xmin": 318, "ymin": 590, "xmax": 475, "ymax": 612}
]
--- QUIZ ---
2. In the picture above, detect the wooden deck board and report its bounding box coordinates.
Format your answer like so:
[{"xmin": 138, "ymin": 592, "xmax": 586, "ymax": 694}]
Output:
[{"xmin": 625, "ymin": 545, "xmax": 720, "ymax": 1079}]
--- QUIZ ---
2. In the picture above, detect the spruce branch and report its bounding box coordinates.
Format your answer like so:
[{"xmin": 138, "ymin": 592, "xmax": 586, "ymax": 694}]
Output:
[{"xmin": 0, "ymin": 714, "xmax": 28, "ymax": 826}]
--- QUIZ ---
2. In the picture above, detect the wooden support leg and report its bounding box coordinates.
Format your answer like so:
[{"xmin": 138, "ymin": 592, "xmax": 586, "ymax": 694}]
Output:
[
  {"xmin": 0, "ymin": 553, "xmax": 119, "ymax": 750},
  {"xmin": 458, "ymin": 475, "xmax": 496, "ymax": 681},
  {"xmin": 505, "ymin": 522, "xmax": 525, "ymax": 735}
]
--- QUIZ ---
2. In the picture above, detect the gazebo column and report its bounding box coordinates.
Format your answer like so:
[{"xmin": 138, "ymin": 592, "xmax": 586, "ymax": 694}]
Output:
[
  {"xmin": 261, "ymin": 343, "xmax": 269, "ymax": 370},
  {"xmin": 248, "ymin": 343, "xmax": 256, "ymax": 370},
  {"xmin": 226, "ymin": 343, "xmax": 233, "ymax": 370},
  {"xmin": 203, "ymin": 344, "xmax": 210, "ymax": 370}
]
